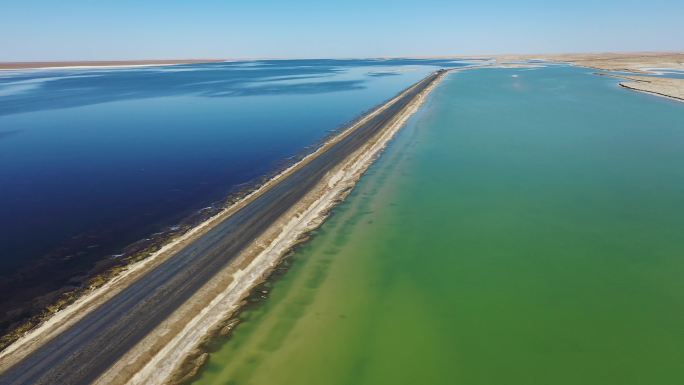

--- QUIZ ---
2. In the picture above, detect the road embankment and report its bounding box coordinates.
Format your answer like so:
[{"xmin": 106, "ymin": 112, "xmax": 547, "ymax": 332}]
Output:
[{"xmin": 0, "ymin": 69, "xmax": 448, "ymax": 385}]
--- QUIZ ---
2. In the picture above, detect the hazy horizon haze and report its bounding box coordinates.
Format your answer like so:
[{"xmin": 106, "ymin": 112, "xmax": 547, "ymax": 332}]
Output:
[{"xmin": 2, "ymin": 0, "xmax": 683, "ymax": 61}]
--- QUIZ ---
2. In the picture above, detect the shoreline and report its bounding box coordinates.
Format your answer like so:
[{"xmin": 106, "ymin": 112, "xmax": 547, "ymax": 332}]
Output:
[
  {"xmin": 141, "ymin": 63, "xmax": 679, "ymax": 385},
  {"xmin": 174, "ymin": 59, "xmax": 684, "ymax": 385},
  {"xmin": 1, "ymin": 58, "xmax": 678, "ymax": 383},
  {"xmin": 0, "ymin": 59, "xmax": 226, "ymax": 71},
  {"xmin": 619, "ymin": 82, "xmax": 684, "ymax": 103},
  {"xmin": 0, "ymin": 91, "xmax": 380, "ymax": 353},
  {"xmin": 492, "ymin": 53, "xmax": 684, "ymax": 102},
  {"xmin": 105, "ymin": 70, "xmax": 449, "ymax": 385},
  {"xmin": 595, "ymin": 72, "xmax": 684, "ymax": 103},
  {"xmin": 0, "ymin": 95, "xmax": 376, "ymax": 366},
  {"xmin": 0, "ymin": 70, "xmax": 450, "ymax": 385}
]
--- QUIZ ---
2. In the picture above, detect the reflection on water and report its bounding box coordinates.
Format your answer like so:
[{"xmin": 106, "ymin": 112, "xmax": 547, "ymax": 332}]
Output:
[
  {"xmin": 0, "ymin": 58, "xmax": 467, "ymax": 335},
  {"xmin": 0, "ymin": 59, "xmax": 470, "ymax": 116}
]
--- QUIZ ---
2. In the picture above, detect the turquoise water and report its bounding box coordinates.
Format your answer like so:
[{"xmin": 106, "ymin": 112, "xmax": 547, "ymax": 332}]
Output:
[
  {"xmin": 0, "ymin": 59, "xmax": 468, "ymax": 331},
  {"xmin": 192, "ymin": 66, "xmax": 684, "ymax": 385}
]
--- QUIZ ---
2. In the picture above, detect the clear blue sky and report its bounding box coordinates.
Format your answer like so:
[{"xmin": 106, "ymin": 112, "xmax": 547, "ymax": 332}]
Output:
[{"xmin": 2, "ymin": 0, "xmax": 683, "ymax": 61}]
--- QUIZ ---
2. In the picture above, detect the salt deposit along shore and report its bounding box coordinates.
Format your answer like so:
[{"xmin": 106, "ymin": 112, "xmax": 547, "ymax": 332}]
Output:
[
  {"xmin": 0, "ymin": 69, "xmax": 449, "ymax": 385},
  {"xmin": 492, "ymin": 52, "xmax": 684, "ymax": 102},
  {"xmin": 0, "ymin": 59, "xmax": 225, "ymax": 70}
]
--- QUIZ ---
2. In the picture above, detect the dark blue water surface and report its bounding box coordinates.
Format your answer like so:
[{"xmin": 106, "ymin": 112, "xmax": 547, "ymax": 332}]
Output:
[{"xmin": 0, "ymin": 59, "xmax": 467, "ymax": 321}]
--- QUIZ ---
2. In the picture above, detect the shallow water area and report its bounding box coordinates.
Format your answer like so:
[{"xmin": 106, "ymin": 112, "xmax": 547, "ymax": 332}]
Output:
[{"xmin": 192, "ymin": 65, "xmax": 684, "ymax": 385}]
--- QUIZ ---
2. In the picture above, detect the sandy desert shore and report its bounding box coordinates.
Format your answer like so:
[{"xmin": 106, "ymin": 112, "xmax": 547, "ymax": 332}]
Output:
[
  {"xmin": 602, "ymin": 74, "xmax": 684, "ymax": 101},
  {"xmin": 496, "ymin": 52, "xmax": 684, "ymax": 72},
  {"xmin": 493, "ymin": 52, "xmax": 684, "ymax": 101}
]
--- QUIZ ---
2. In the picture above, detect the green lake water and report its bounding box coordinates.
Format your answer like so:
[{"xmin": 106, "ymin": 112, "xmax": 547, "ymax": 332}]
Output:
[{"xmin": 192, "ymin": 66, "xmax": 684, "ymax": 385}]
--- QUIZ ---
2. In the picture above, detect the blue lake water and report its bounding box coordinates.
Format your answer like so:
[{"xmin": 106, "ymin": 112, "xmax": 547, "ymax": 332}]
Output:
[{"xmin": 0, "ymin": 59, "xmax": 467, "ymax": 328}]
